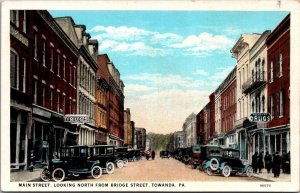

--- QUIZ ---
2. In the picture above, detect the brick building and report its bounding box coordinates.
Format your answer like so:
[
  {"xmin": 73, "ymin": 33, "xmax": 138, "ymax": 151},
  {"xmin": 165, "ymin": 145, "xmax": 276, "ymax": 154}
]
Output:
[
  {"xmin": 123, "ymin": 108, "xmax": 131, "ymax": 147},
  {"xmin": 107, "ymin": 60, "xmax": 125, "ymax": 146},
  {"xmin": 10, "ymin": 10, "xmax": 31, "ymax": 170},
  {"xmin": 136, "ymin": 127, "xmax": 146, "ymax": 150},
  {"xmin": 55, "ymin": 17, "xmax": 98, "ymax": 146},
  {"xmin": 220, "ymin": 67, "xmax": 237, "ymax": 148},
  {"xmin": 266, "ymin": 14, "xmax": 290, "ymax": 156},
  {"xmin": 10, "ymin": 10, "xmax": 80, "ymax": 169}
]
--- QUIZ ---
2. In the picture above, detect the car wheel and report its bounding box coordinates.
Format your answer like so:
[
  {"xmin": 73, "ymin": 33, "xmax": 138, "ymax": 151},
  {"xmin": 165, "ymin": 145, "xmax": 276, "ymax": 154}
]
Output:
[
  {"xmin": 40, "ymin": 168, "xmax": 51, "ymax": 182},
  {"xmin": 132, "ymin": 156, "xmax": 137, "ymax": 162},
  {"xmin": 52, "ymin": 168, "xmax": 65, "ymax": 182},
  {"xmin": 191, "ymin": 164, "xmax": 197, "ymax": 169},
  {"xmin": 222, "ymin": 165, "xmax": 231, "ymax": 177},
  {"xmin": 209, "ymin": 158, "xmax": 219, "ymax": 171},
  {"xmin": 116, "ymin": 160, "xmax": 124, "ymax": 168},
  {"xmin": 123, "ymin": 158, "xmax": 129, "ymax": 167},
  {"xmin": 106, "ymin": 162, "xmax": 115, "ymax": 174},
  {"xmin": 246, "ymin": 166, "xmax": 254, "ymax": 177},
  {"xmin": 183, "ymin": 155, "xmax": 190, "ymax": 163},
  {"xmin": 91, "ymin": 165, "xmax": 102, "ymax": 179},
  {"xmin": 206, "ymin": 168, "xmax": 213, "ymax": 176}
]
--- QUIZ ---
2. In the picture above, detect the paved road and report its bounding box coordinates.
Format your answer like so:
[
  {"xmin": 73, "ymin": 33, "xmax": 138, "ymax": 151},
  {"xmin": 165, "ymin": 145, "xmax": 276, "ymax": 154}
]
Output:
[{"xmin": 68, "ymin": 157, "xmax": 260, "ymax": 182}]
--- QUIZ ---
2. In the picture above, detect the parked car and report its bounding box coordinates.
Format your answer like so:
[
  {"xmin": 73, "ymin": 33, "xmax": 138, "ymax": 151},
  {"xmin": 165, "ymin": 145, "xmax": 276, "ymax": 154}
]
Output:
[
  {"xmin": 127, "ymin": 149, "xmax": 141, "ymax": 161},
  {"xmin": 189, "ymin": 145, "xmax": 201, "ymax": 169},
  {"xmin": 198, "ymin": 145, "xmax": 223, "ymax": 171},
  {"xmin": 40, "ymin": 146, "xmax": 102, "ymax": 182},
  {"xmin": 114, "ymin": 147, "xmax": 129, "ymax": 167},
  {"xmin": 88, "ymin": 145, "xmax": 116, "ymax": 174},
  {"xmin": 160, "ymin": 151, "xmax": 170, "ymax": 159},
  {"xmin": 203, "ymin": 147, "xmax": 253, "ymax": 177}
]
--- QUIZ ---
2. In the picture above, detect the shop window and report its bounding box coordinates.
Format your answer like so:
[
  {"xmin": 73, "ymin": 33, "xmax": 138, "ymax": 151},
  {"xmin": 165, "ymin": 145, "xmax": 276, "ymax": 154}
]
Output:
[{"xmin": 10, "ymin": 50, "xmax": 18, "ymax": 89}]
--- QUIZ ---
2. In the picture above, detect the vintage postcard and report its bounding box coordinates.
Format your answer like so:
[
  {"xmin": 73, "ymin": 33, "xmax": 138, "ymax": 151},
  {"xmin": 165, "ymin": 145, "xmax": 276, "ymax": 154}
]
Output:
[{"xmin": 1, "ymin": 0, "xmax": 300, "ymax": 192}]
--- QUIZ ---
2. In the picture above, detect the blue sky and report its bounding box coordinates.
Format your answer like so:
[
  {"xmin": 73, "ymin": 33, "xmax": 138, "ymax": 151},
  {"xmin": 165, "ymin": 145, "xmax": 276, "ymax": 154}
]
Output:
[{"xmin": 50, "ymin": 10, "xmax": 289, "ymax": 134}]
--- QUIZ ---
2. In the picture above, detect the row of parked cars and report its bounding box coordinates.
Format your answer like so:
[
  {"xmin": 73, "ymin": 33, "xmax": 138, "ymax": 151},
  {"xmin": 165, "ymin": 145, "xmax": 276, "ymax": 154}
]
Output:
[
  {"xmin": 172, "ymin": 145, "xmax": 254, "ymax": 178},
  {"xmin": 40, "ymin": 145, "xmax": 143, "ymax": 182}
]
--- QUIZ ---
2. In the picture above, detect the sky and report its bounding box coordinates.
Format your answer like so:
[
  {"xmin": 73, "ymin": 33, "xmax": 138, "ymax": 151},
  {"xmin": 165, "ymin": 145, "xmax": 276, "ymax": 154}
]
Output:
[{"xmin": 50, "ymin": 10, "xmax": 289, "ymax": 134}]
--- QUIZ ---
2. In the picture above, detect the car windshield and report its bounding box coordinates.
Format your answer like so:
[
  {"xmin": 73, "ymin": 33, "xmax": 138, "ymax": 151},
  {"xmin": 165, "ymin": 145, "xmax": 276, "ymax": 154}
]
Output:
[
  {"xmin": 192, "ymin": 146, "xmax": 200, "ymax": 153},
  {"xmin": 223, "ymin": 150, "xmax": 239, "ymax": 158}
]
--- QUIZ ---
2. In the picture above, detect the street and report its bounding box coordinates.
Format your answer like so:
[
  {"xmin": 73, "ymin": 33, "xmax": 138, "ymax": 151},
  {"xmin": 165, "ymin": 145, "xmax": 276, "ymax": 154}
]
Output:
[{"xmin": 58, "ymin": 157, "xmax": 260, "ymax": 182}]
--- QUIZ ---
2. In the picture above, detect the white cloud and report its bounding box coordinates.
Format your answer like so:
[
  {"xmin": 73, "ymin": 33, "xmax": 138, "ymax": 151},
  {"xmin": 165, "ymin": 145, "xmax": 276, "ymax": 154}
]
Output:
[
  {"xmin": 170, "ymin": 32, "xmax": 234, "ymax": 56},
  {"xmin": 124, "ymin": 73, "xmax": 205, "ymax": 89},
  {"xmin": 125, "ymin": 89, "xmax": 210, "ymax": 134},
  {"xmin": 193, "ymin": 69, "xmax": 209, "ymax": 76},
  {"xmin": 125, "ymin": 84, "xmax": 155, "ymax": 93}
]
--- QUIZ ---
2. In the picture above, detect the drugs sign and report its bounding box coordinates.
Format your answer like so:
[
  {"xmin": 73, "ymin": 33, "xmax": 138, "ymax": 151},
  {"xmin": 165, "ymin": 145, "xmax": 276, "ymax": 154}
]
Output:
[
  {"xmin": 249, "ymin": 113, "xmax": 271, "ymax": 122},
  {"xmin": 64, "ymin": 114, "xmax": 89, "ymax": 124}
]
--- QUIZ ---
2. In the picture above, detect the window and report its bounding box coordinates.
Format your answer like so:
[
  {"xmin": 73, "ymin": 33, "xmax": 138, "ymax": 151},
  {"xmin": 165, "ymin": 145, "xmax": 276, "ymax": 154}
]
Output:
[
  {"xmin": 57, "ymin": 92, "xmax": 60, "ymax": 113},
  {"xmin": 69, "ymin": 65, "xmax": 72, "ymax": 85},
  {"xmin": 69, "ymin": 99, "xmax": 72, "ymax": 114},
  {"xmin": 19, "ymin": 58, "xmax": 26, "ymax": 92},
  {"xmin": 252, "ymin": 101, "xmax": 255, "ymax": 113},
  {"xmin": 57, "ymin": 52, "xmax": 60, "ymax": 76},
  {"xmin": 278, "ymin": 53, "xmax": 283, "ymax": 77},
  {"xmin": 269, "ymin": 61, "xmax": 273, "ymax": 83},
  {"xmin": 10, "ymin": 10, "xmax": 19, "ymax": 26},
  {"xmin": 42, "ymin": 84, "xmax": 46, "ymax": 107},
  {"xmin": 33, "ymin": 33, "xmax": 37, "ymax": 60},
  {"xmin": 42, "ymin": 39, "xmax": 46, "ymax": 67},
  {"xmin": 270, "ymin": 95, "xmax": 274, "ymax": 117},
  {"xmin": 262, "ymin": 95, "xmax": 265, "ymax": 113},
  {"xmin": 50, "ymin": 46, "xmax": 54, "ymax": 71},
  {"xmin": 50, "ymin": 89, "xmax": 53, "ymax": 110},
  {"xmin": 62, "ymin": 57, "xmax": 66, "ymax": 80},
  {"xmin": 33, "ymin": 79, "xmax": 37, "ymax": 104},
  {"xmin": 10, "ymin": 50, "xmax": 18, "ymax": 89},
  {"xmin": 62, "ymin": 95, "xmax": 65, "ymax": 114},
  {"xmin": 262, "ymin": 59, "xmax": 265, "ymax": 80},
  {"xmin": 73, "ymin": 66, "xmax": 76, "ymax": 87},
  {"xmin": 279, "ymin": 90, "xmax": 284, "ymax": 117},
  {"xmin": 22, "ymin": 11, "xmax": 26, "ymax": 33}
]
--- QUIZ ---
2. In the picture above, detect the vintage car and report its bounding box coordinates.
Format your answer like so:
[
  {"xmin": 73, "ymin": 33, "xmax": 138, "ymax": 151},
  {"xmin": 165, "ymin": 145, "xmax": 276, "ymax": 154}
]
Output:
[
  {"xmin": 114, "ymin": 147, "xmax": 129, "ymax": 167},
  {"xmin": 40, "ymin": 146, "xmax": 102, "ymax": 182},
  {"xmin": 203, "ymin": 147, "xmax": 253, "ymax": 177},
  {"xmin": 127, "ymin": 149, "xmax": 141, "ymax": 161},
  {"xmin": 189, "ymin": 145, "xmax": 201, "ymax": 169},
  {"xmin": 160, "ymin": 150, "xmax": 170, "ymax": 159},
  {"xmin": 88, "ymin": 145, "xmax": 117, "ymax": 174},
  {"xmin": 197, "ymin": 145, "xmax": 223, "ymax": 170}
]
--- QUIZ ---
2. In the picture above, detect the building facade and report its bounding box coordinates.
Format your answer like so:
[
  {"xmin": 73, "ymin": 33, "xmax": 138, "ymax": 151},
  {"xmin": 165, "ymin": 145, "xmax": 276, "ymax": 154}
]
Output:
[
  {"xmin": 107, "ymin": 61, "xmax": 125, "ymax": 146},
  {"xmin": 136, "ymin": 127, "xmax": 146, "ymax": 150},
  {"xmin": 55, "ymin": 17, "xmax": 98, "ymax": 146},
  {"xmin": 231, "ymin": 33, "xmax": 261, "ymax": 160},
  {"xmin": 173, "ymin": 131, "xmax": 185, "ymax": 149},
  {"xmin": 183, "ymin": 113, "xmax": 197, "ymax": 147},
  {"xmin": 266, "ymin": 14, "xmax": 290, "ymax": 156},
  {"xmin": 123, "ymin": 108, "xmax": 131, "ymax": 146},
  {"xmin": 220, "ymin": 67, "xmax": 237, "ymax": 148}
]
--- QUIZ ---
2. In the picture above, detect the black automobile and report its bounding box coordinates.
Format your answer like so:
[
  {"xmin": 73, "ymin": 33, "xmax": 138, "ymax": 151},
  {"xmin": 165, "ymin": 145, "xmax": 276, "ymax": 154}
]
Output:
[
  {"xmin": 203, "ymin": 147, "xmax": 253, "ymax": 177},
  {"xmin": 127, "ymin": 149, "xmax": 141, "ymax": 161},
  {"xmin": 114, "ymin": 147, "xmax": 129, "ymax": 168},
  {"xmin": 40, "ymin": 146, "xmax": 102, "ymax": 182},
  {"xmin": 160, "ymin": 151, "xmax": 170, "ymax": 159},
  {"xmin": 198, "ymin": 145, "xmax": 223, "ymax": 170},
  {"xmin": 88, "ymin": 145, "xmax": 117, "ymax": 174}
]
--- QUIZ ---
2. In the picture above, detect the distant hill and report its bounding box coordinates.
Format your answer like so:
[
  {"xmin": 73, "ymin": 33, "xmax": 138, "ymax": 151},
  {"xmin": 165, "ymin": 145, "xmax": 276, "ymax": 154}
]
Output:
[{"xmin": 147, "ymin": 132, "xmax": 171, "ymax": 151}]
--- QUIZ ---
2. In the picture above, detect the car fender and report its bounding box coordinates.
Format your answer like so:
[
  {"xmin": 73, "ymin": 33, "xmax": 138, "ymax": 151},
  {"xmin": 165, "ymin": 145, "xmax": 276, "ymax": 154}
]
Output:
[
  {"xmin": 203, "ymin": 160, "xmax": 211, "ymax": 170},
  {"xmin": 219, "ymin": 162, "xmax": 227, "ymax": 170},
  {"xmin": 242, "ymin": 163, "xmax": 251, "ymax": 172}
]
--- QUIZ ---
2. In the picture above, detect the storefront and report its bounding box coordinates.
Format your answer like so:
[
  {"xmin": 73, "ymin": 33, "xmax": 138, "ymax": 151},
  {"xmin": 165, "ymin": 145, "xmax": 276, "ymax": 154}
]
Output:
[{"xmin": 265, "ymin": 125, "xmax": 290, "ymax": 156}]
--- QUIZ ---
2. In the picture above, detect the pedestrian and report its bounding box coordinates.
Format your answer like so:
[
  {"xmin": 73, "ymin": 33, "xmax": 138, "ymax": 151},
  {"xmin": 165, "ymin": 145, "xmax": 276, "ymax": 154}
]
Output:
[
  {"xmin": 252, "ymin": 152, "xmax": 258, "ymax": 174},
  {"xmin": 264, "ymin": 151, "xmax": 272, "ymax": 173},
  {"xmin": 273, "ymin": 151, "xmax": 282, "ymax": 178},
  {"xmin": 151, "ymin": 150, "xmax": 156, "ymax": 160},
  {"xmin": 258, "ymin": 152, "xmax": 264, "ymax": 173},
  {"xmin": 284, "ymin": 151, "xmax": 290, "ymax": 174}
]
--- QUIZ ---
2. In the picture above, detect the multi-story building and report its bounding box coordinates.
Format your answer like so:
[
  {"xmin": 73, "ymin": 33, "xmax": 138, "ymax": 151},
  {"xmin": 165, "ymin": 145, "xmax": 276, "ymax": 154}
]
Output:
[
  {"xmin": 129, "ymin": 121, "xmax": 135, "ymax": 148},
  {"xmin": 123, "ymin": 108, "xmax": 131, "ymax": 146},
  {"xmin": 107, "ymin": 61, "xmax": 125, "ymax": 146},
  {"xmin": 220, "ymin": 67, "xmax": 237, "ymax": 148},
  {"xmin": 173, "ymin": 131, "xmax": 185, "ymax": 149},
  {"xmin": 203, "ymin": 103, "xmax": 211, "ymax": 144},
  {"xmin": 266, "ymin": 14, "xmax": 290, "ymax": 156},
  {"xmin": 55, "ymin": 17, "xmax": 98, "ymax": 146},
  {"xmin": 10, "ymin": 10, "xmax": 32, "ymax": 170},
  {"xmin": 183, "ymin": 113, "xmax": 197, "ymax": 147},
  {"xmin": 208, "ymin": 94, "xmax": 215, "ymax": 143},
  {"xmin": 231, "ymin": 33, "xmax": 261, "ymax": 160},
  {"xmin": 12, "ymin": 11, "xmax": 79, "ymax": 168},
  {"xmin": 213, "ymin": 86, "xmax": 223, "ymax": 145},
  {"xmin": 243, "ymin": 30, "xmax": 271, "ymax": 156},
  {"xmin": 197, "ymin": 109, "xmax": 206, "ymax": 145},
  {"xmin": 136, "ymin": 127, "xmax": 146, "ymax": 150}
]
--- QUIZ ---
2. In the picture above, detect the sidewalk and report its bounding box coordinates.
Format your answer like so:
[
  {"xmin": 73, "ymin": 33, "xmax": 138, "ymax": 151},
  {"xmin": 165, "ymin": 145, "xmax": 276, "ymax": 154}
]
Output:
[
  {"xmin": 252, "ymin": 169, "xmax": 291, "ymax": 182},
  {"xmin": 10, "ymin": 168, "xmax": 42, "ymax": 182}
]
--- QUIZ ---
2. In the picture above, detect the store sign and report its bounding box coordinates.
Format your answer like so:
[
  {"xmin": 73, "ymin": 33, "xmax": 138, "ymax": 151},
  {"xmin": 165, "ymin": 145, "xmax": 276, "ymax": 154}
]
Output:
[
  {"xmin": 64, "ymin": 114, "xmax": 89, "ymax": 124},
  {"xmin": 249, "ymin": 113, "xmax": 271, "ymax": 122}
]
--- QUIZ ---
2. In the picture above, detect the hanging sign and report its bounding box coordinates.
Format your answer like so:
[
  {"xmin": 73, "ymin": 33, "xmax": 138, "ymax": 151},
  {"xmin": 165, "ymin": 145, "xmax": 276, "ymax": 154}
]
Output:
[
  {"xmin": 64, "ymin": 114, "xmax": 89, "ymax": 124},
  {"xmin": 249, "ymin": 113, "xmax": 271, "ymax": 122}
]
